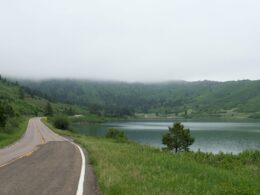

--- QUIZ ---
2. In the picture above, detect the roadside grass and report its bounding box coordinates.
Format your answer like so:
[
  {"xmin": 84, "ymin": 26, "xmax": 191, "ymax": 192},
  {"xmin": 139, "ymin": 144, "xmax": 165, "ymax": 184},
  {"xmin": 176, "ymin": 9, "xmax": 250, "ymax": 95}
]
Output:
[
  {"xmin": 76, "ymin": 137, "xmax": 260, "ymax": 195},
  {"xmin": 43, "ymin": 119, "xmax": 260, "ymax": 195},
  {"xmin": 0, "ymin": 118, "xmax": 29, "ymax": 148}
]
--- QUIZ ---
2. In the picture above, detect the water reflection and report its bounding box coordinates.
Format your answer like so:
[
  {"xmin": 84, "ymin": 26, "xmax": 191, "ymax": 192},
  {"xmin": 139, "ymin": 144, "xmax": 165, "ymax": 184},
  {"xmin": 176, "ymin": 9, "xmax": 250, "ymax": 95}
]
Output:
[{"xmin": 72, "ymin": 121, "xmax": 260, "ymax": 154}]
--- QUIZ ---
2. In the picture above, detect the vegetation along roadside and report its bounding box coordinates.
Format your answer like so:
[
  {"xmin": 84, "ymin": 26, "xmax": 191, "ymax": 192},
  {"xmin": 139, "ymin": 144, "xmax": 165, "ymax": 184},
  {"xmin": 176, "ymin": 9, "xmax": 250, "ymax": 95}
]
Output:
[{"xmin": 43, "ymin": 118, "xmax": 260, "ymax": 195}]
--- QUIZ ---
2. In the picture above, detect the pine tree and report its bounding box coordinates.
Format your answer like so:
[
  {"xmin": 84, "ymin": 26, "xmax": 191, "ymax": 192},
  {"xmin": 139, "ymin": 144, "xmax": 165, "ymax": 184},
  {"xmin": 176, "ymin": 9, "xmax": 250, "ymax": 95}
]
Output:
[
  {"xmin": 162, "ymin": 122, "xmax": 194, "ymax": 153},
  {"xmin": 44, "ymin": 102, "xmax": 53, "ymax": 116},
  {"xmin": 18, "ymin": 88, "xmax": 25, "ymax": 99},
  {"xmin": 0, "ymin": 105, "xmax": 7, "ymax": 128}
]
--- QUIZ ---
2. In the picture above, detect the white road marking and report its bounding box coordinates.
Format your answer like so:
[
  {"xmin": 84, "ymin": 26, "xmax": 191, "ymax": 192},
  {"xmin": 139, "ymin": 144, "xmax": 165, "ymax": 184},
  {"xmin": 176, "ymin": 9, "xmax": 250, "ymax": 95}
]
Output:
[
  {"xmin": 1, "ymin": 118, "xmax": 86, "ymax": 195},
  {"xmin": 72, "ymin": 142, "xmax": 86, "ymax": 195},
  {"xmin": 40, "ymin": 118, "xmax": 86, "ymax": 195}
]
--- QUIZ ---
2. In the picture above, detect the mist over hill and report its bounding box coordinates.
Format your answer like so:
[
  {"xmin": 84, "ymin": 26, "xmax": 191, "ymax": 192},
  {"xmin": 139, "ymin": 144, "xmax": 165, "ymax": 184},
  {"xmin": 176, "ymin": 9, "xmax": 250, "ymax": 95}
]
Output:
[{"xmin": 19, "ymin": 79, "xmax": 260, "ymax": 118}]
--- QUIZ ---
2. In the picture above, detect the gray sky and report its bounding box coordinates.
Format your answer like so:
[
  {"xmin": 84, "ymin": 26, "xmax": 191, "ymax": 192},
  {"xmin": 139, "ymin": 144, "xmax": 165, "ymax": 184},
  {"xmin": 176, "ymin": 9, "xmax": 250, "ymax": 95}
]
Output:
[{"xmin": 0, "ymin": 0, "xmax": 260, "ymax": 82}]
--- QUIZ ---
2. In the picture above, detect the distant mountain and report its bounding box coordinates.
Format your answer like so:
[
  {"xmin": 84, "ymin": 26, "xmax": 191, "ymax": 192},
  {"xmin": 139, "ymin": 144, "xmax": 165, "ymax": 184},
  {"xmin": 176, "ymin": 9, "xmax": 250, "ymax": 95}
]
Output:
[{"xmin": 19, "ymin": 79, "xmax": 260, "ymax": 118}]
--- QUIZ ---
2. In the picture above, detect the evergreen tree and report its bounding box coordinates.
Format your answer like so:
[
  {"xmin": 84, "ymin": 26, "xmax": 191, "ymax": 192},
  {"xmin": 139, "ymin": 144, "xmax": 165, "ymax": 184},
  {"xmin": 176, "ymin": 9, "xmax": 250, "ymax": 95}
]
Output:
[
  {"xmin": 53, "ymin": 115, "xmax": 70, "ymax": 130},
  {"xmin": 64, "ymin": 107, "xmax": 74, "ymax": 116},
  {"xmin": 162, "ymin": 122, "xmax": 194, "ymax": 153},
  {"xmin": 18, "ymin": 88, "xmax": 25, "ymax": 99},
  {"xmin": 44, "ymin": 102, "xmax": 53, "ymax": 116},
  {"xmin": 0, "ymin": 105, "xmax": 7, "ymax": 127}
]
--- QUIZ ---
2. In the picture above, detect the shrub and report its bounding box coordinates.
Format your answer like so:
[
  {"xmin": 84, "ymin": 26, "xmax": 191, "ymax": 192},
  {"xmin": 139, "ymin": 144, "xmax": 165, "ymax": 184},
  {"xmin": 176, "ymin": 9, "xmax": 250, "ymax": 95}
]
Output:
[
  {"xmin": 53, "ymin": 115, "xmax": 70, "ymax": 130},
  {"xmin": 4, "ymin": 117, "xmax": 20, "ymax": 133},
  {"xmin": 106, "ymin": 128, "xmax": 128, "ymax": 142}
]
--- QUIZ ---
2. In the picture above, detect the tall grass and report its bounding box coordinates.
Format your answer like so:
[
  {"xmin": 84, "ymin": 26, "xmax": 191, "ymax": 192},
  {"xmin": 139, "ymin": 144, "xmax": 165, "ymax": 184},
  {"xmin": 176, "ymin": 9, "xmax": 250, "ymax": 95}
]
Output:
[{"xmin": 76, "ymin": 136, "xmax": 260, "ymax": 195}]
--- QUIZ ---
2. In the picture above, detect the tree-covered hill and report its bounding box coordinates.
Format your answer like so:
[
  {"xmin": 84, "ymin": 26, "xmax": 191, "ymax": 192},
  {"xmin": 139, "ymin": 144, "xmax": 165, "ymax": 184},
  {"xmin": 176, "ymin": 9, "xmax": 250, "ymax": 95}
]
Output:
[
  {"xmin": 19, "ymin": 79, "xmax": 260, "ymax": 118},
  {"xmin": 0, "ymin": 76, "xmax": 86, "ymax": 134}
]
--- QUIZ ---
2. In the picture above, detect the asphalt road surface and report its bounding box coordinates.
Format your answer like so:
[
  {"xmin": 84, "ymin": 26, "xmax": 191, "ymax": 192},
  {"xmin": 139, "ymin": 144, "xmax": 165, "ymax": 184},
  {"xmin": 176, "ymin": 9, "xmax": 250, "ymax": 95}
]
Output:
[
  {"xmin": 0, "ymin": 118, "xmax": 98, "ymax": 195},
  {"xmin": 0, "ymin": 118, "xmax": 66, "ymax": 166}
]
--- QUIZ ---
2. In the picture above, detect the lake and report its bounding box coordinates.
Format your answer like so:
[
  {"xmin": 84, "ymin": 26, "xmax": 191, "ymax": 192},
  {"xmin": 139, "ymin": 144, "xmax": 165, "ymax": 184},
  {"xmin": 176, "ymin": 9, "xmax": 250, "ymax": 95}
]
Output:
[{"xmin": 72, "ymin": 120, "xmax": 260, "ymax": 154}]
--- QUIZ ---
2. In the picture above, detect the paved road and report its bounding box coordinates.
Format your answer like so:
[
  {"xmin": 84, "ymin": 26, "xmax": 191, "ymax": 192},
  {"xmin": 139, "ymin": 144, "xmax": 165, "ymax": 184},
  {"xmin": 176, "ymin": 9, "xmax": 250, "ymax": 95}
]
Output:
[
  {"xmin": 0, "ymin": 142, "xmax": 81, "ymax": 195},
  {"xmin": 0, "ymin": 118, "xmax": 98, "ymax": 195},
  {"xmin": 0, "ymin": 118, "xmax": 66, "ymax": 166}
]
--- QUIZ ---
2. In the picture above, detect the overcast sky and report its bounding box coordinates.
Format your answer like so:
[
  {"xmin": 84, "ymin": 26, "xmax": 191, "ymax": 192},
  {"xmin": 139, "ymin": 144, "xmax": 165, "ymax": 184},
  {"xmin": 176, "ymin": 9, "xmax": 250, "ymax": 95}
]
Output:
[{"xmin": 0, "ymin": 0, "xmax": 260, "ymax": 82}]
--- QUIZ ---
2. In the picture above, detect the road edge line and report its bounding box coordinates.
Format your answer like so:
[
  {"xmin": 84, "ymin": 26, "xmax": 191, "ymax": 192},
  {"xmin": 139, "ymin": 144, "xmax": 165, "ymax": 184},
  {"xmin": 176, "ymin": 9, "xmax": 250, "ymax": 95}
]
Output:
[
  {"xmin": 40, "ymin": 118, "xmax": 86, "ymax": 195},
  {"xmin": 71, "ymin": 142, "xmax": 86, "ymax": 195}
]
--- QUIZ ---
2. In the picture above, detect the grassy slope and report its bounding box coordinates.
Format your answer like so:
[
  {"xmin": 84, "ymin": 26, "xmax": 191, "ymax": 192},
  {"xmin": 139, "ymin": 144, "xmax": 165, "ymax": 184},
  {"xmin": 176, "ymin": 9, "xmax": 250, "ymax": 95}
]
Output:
[
  {"xmin": 44, "ymin": 120, "xmax": 259, "ymax": 195},
  {"xmin": 0, "ymin": 80, "xmax": 87, "ymax": 116},
  {"xmin": 0, "ymin": 80, "xmax": 86, "ymax": 148},
  {"xmin": 0, "ymin": 81, "xmax": 32, "ymax": 147},
  {"xmin": 0, "ymin": 118, "xmax": 28, "ymax": 148}
]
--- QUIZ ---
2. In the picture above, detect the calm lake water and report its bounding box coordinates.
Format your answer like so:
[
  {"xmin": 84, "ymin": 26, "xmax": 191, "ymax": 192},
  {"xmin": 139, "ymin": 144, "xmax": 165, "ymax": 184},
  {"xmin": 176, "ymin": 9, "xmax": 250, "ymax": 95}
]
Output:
[{"xmin": 72, "ymin": 120, "xmax": 260, "ymax": 154}]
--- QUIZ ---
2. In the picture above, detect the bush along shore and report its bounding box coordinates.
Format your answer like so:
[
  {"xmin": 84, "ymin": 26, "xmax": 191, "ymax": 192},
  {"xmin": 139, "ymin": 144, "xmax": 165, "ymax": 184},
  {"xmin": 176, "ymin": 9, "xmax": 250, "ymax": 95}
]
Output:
[{"xmin": 43, "ymin": 118, "xmax": 260, "ymax": 195}]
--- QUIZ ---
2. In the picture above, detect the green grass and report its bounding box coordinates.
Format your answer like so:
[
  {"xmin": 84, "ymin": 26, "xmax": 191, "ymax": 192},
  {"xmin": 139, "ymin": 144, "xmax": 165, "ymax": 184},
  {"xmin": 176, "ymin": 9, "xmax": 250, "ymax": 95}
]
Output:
[
  {"xmin": 0, "ymin": 118, "xmax": 29, "ymax": 148},
  {"xmin": 76, "ymin": 138, "xmax": 260, "ymax": 195},
  {"xmin": 44, "ymin": 119, "xmax": 260, "ymax": 195}
]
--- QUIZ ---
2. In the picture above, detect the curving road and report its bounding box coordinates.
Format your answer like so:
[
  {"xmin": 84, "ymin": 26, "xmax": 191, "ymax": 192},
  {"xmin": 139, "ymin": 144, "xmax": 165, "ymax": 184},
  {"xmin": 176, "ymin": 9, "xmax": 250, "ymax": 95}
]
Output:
[
  {"xmin": 0, "ymin": 118, "xmax": 66, "ymax": 166},
  {"xmin": 0, "ymin": 118, "xmax": 98, "ymax": 195}
]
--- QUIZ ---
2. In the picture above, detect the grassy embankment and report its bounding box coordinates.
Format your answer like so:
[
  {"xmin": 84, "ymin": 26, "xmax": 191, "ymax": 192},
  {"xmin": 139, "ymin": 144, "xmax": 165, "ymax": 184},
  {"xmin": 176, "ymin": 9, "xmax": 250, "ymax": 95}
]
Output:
[
  {"xmin": 43, "ymin": 118, "xmax": 260, "ymax": 195},
  {"xmin": 0, "ymin": 77, "xmax": 87, "ymax": 148},
  {"xmin": 0, "ymin": 117, "xmax": 29, "ymax": 148}
]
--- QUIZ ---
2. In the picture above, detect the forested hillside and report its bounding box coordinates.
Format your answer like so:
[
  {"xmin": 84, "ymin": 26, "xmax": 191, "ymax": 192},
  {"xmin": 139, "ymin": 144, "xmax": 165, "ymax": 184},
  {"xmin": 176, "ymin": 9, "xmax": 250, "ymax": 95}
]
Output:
[
  {"xmin": 0, "ymin": 77, "xmax": 47, "ymax": 146},
  {"xmin": 19, "ymin": 79, "xmax": 260, "ymax": 118},
  {"xmin": 0, "ymin": 77, "xmax": 86, "ymax": 134}
]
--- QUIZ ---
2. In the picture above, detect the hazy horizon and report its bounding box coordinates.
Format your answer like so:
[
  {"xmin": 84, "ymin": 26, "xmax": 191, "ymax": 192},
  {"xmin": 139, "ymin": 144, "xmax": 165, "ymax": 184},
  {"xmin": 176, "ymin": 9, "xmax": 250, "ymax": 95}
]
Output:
[
  {"xmin": 1, "ymin": 0, "xmax": 260, "ymax": 82},
  {"xmin": 4, "ymin": 74, "xmax": 259, "ymax": 84}
]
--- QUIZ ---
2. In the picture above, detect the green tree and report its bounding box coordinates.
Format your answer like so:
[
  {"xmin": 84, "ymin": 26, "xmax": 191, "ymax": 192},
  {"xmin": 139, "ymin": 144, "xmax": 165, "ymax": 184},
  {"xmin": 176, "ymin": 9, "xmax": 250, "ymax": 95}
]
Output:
[
  {"xmin": 53, "ymin": 115, "xmax": 70, "ymax": 130},
  {"xmin": 3, "ymin": 104, "xmax": 15, "ymax": 118},
  {"xmin": 18, "ymin": 88, "xmax": 25, "ymax": 99},
  {"xmin": 44, "ymin": 102, "xmax": 53, "ymax": 116},
  {"xmin": 162, "ymin": 122, "xmax": 194, "ymax": 153},
  {"xmin": 106, "ymin": 128, "xmax": 128, "ymax": 142},
  {"xmin": 0, "ymin": 103, "xmax": 15, "ymax": 128},
  {"xmin": 89, "ymin": 104, "xmax": 103, "ymax": 116},
  {"xmin": 64, "ymin": 107, "xmax": 74, "ymax": 116},
  {"xmin": 0, "ymin": 106, "xmax": 7, "ymax": 128}
]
